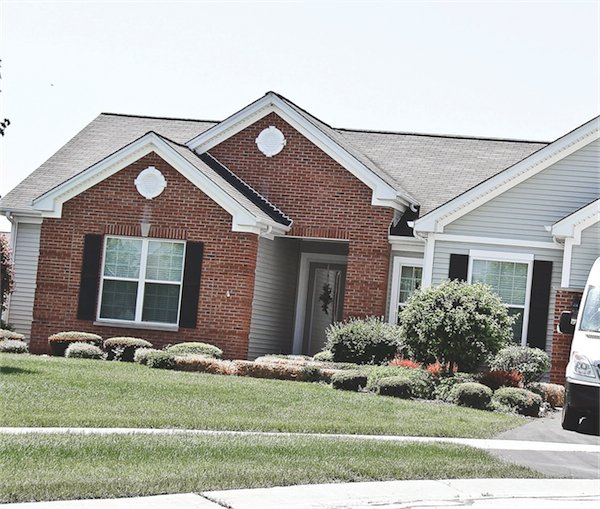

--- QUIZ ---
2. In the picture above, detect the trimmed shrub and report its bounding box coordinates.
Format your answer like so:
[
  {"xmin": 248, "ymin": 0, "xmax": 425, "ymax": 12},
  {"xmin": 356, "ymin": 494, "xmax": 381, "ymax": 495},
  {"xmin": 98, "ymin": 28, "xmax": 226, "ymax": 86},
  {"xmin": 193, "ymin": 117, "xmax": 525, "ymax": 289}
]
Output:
[
  {"xmin": 478, "ymin": 370, "xmax": 522, "ymax": 391},
  {"xmin": 399, "ymin": 280, "xmax": 514, "ymax": 372},
  {"xmin": 378, "ymin": 376, "xmax": 412, "ymax": 398},
  {"xmin": 134, "ymin": 348, "xmax": 162, "ymax": 366},
  {"xmin": 104, "ymin": 337, "xmax": 153, "ymax": 362},
  {"xmin": 146, "ymin": 351, "xmax": 176, "ymax": 370},
  {"xmin": 527, "ymin": 382, "xmax": 565, "ymax": 408},
  {"xmin": 326, "ymin": 316, "xmax": 403, "ymax": 365},
  {"xmin": 165, "ymin": 342, "xmax": 223, "ymax": 359},
  {"xmin": 175, "ymin": 354, "xmax": 234, "ymax": 375},
  {"xmin": 65, "ymin": 342, "xmax": 104, "ymax": 360},
  {"xmin": 48, "ymin": 332, "xmax": 102, "ymax": 357},
  {"xmin": 363, "ymin": 365, "xmax": 435, "ymax": 399},
  {"xmin": 331, "ymin": 370, "xmax": 368, "ymax": 391},
  {"xmin": 451, "ymin": 382, "xmax": 493, "ymax": 410},
  {"xmin": 0, "ymin": 329, "xmax": 25, "ymax": 341},
  {"xmin": 0, "ymin": 339, "xmax": 29, "ymax": 354},
  {"xmin": 433, "ymin": 373, "xmax": 476, "ymax": 402},
  {"xmin": 313, "ymin": 350, "xmax": 334, "ymax": 362},
  {"xmin": 492, "ymin": 387, "xmax": 543, "ymax": 417},
  {"xmin": 300, "ymin": 365, "xmax": 323, "ymax": 382},
  {"xmin": 490, "ymin": 345, "xmax": 551, "ymax": 385}
]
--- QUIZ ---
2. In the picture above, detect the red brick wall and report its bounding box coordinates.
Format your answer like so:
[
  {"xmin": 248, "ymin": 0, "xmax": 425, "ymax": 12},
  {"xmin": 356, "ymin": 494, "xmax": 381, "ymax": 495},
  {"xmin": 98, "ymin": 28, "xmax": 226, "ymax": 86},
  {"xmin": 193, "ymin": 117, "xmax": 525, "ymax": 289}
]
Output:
[
  {"xmin": 549, "ymin": 288, "xmax": 582, "ymax": 384},
  {"xmin": 210, "ymin": 112, "xmax": 395, "ymax": 319},
  {"xmin": 30, "ymin": 152, "xmax": 259, "ymax": 359}
]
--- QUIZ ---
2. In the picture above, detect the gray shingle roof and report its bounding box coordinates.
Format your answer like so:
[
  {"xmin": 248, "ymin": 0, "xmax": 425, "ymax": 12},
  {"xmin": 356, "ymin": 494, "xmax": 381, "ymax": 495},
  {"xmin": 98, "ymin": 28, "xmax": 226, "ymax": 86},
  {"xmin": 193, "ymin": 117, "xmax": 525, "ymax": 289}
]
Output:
[
  {"xmin": 0, "ymin": 106, "xmax": 549, "ymax": 218},
  {"xmin": 0, "ymin": 114, "xmax": 215, "ymax": 211},
  {"xmin": 338, "ymin": 130, "xmax": 548, "ymax": 215}
]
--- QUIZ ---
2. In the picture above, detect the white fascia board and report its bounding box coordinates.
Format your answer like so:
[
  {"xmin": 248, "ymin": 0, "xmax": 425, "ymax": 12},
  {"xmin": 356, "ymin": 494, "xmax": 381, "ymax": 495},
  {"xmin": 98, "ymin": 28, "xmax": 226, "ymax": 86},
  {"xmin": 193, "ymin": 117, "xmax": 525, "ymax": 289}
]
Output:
[
  {"xmin": 415, "ymin": 119, "xmax": 600, "ymax": 234},
  {"xmin": 388, "ymin": 235, "xmax": 425, "ymax": 252},
  {"xmin": 432, "ymin": 232, "xmax": 562, "ymax": 251},
  {"xmin": 31, "ymin": 133, "xmax": 285, "ymax": 235},
  {"xmin": 552, "ymin": 200, "xmax": 600, "ymax": 244},
  {"xmin": 1, "ymin": 209, "xmax": 43, "ymax": 224},
  {"xmin": 187, "ymin": 93, "xmax": 410, "ymax": 211}
]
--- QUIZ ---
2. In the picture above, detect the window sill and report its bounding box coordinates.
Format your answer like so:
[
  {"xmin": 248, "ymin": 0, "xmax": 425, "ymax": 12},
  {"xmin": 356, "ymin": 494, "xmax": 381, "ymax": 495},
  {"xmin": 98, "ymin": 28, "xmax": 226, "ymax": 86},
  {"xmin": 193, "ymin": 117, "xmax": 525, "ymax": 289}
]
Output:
[{"xmin": 93, "ymin": 320, "xmax": 179, "ymax": 332}]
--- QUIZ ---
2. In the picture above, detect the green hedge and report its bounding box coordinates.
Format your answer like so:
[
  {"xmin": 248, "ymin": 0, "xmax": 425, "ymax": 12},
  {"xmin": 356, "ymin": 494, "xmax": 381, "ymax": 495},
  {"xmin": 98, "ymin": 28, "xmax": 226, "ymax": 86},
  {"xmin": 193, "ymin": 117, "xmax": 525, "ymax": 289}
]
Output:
[
  {"xmin": 492, "ymin": 387, "xmax": 542, "ymax": 417},
  {"xmin": 104, "ymin": 337, "xmax": 153, "ymax": 362},
  {"xmin": 378, "ymin": 376, "xmax": 412, "ymax": 398},
  {"xmin": 48, "ymin": 332, "xmax": 102, "ymax": 357},
  {"xmin": 0, "ymin": 339, "xmax": 29, "ymax": 354},
  {"xmin": 331, "ymin": 370, "xmax": 367, "ymax": 392},
  {"xmin": 65, "ymin": 342, "xmax": 104, "ymax": 360},
  {"xmin": 165, "ymin": 342, "xmax": 223, "ymax": 359}
]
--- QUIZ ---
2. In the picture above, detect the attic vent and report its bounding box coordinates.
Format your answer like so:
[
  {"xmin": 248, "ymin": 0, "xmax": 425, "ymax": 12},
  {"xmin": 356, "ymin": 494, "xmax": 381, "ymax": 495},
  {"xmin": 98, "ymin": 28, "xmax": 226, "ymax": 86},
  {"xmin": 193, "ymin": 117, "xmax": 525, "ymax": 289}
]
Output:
[
  {"xmin": 134, "ymin": 166, "xmax": 167, "ymax": 199},
  {"xmin": 256, "ymin": 126, "xmax": 286, "ymax": 157}
]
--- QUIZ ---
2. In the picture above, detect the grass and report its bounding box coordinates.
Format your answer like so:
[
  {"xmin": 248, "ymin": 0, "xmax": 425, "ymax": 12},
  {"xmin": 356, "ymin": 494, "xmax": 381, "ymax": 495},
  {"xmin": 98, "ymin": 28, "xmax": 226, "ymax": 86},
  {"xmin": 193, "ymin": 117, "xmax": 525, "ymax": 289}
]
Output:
[
  {"xmin": 0, "ymin": 354, "xmax": 543, "ymax": 502},
  {"xmin": 0, "ymin": 432, "xmax": 544, "ymax": 503},
  {"xmin": 0, "ymin": 354, "xmax": 526, "ymax": 437}
]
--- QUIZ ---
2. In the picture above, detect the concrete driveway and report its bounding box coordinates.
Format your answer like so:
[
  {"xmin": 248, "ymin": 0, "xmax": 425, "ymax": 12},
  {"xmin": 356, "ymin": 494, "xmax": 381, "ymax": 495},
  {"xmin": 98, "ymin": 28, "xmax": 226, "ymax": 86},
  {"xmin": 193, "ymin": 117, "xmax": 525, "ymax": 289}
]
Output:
[{"xmin": 492, "ymin": 409, "xmax": 600, "ymax": 478}]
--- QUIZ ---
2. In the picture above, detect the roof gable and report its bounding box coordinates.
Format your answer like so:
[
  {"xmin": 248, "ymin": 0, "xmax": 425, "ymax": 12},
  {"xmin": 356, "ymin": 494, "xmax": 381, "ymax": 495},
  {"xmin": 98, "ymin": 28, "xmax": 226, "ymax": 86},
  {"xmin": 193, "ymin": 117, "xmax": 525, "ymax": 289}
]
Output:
[
  {"xmin": 414, "ymin": 116, "xmax": 600, "ymax": 233},
  {"xmin": 32, "ymin": 132, "xmax": 291, "ymax": 236},
  {"xmin": 186, "ymin": 92, "xmax": 413, "ymax": 211},
  {"xmin": 552, "ymin": 198, "xmax": 600, "ymax": 243}
]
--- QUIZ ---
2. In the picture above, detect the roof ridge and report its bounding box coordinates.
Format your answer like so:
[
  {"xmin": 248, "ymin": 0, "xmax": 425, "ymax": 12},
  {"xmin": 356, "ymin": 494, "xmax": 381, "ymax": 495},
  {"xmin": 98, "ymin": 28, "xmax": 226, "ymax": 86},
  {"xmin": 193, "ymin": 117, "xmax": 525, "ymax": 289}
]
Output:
[
  {"xmin": 336, "ymin": 126, "xmax": 550, "ymax": 144},
  {"xmin": 99, "ymin": 112, "xmax": 220, "ymax": 124}
]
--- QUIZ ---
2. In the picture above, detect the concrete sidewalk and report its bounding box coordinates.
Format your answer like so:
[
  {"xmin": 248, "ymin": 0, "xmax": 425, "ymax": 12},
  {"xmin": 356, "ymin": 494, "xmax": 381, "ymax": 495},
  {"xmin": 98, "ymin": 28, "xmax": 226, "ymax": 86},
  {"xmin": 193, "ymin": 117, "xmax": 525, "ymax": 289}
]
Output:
[{"xmin": 5, "ymin": 479, "xmax": 600, "ymax": 508}]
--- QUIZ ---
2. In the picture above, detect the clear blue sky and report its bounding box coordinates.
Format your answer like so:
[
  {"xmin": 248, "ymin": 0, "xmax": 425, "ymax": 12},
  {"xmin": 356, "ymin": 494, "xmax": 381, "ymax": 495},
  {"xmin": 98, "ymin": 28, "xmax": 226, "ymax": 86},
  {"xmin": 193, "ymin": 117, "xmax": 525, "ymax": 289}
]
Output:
[{"xmin": 1, "ymin": 1, "xmax": 598, "ymax": 231}]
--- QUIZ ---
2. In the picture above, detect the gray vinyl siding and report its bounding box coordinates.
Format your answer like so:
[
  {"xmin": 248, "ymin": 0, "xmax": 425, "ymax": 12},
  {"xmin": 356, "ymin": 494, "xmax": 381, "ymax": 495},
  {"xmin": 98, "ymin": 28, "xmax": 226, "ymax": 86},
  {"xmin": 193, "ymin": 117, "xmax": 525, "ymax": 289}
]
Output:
[
  {"xmin": 247, "ymin": 237, "xmax": 300, "ymax": 360},
  {"xmin": 432, "ymin": 239, "xmax": 562, "ymax": 355},
  {"xmin": 570, "ymin": 222, "xmax": 600, "ymax": 288},
  {"xmin": 6, "ymin": 222, "xmax": 41, "ymax": 340},
  {"xmin": 445, "ymin": 139, "xmax": 600, "ymax": 242}
]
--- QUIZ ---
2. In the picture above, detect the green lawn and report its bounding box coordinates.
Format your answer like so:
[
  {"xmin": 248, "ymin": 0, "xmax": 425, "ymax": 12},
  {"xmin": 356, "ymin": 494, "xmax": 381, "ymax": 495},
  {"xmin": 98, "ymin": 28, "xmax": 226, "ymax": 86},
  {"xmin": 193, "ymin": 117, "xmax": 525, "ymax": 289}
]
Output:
[
  {"xmin": 0, "ymin": 354, "xmax": 543, "ymax": 502},
  {"xmin": 0, "ymin": 354, "xmax": 525, "ymax": 437}
]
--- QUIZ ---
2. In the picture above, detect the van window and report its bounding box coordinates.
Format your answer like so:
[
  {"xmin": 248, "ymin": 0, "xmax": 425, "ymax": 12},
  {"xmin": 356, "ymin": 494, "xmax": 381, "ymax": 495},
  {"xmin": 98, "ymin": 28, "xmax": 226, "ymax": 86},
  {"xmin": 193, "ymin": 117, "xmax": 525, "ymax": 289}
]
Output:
[{"xmin": 580, "ymin": 286, "xmax": 600, "ymax": 332}]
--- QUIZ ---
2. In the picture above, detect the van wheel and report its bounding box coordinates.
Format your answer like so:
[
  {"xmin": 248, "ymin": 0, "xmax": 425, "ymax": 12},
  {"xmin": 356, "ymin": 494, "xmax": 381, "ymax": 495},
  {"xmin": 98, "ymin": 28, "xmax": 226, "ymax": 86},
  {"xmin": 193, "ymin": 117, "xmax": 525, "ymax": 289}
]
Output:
[{"xmin": 561, "ymin": 404, "xmax": 580, "ymax": 431}]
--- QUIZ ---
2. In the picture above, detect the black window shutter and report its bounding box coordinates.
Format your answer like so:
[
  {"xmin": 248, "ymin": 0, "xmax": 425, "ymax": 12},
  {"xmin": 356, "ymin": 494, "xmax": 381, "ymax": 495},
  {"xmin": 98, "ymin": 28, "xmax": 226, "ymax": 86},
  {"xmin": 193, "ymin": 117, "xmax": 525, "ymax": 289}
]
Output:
[
  {"xmin": 179, "ymin": 241, "xmax": 204, "ymax": 328},
  {"xmin": 449, "ymin": 254, "xmax": 469, "ymax": 282},
  {"xmin": 526, "ymin": 260, "xmax": 553, "ymax": 350},
  {"xmin": 77, "ymin": 234, "xmax": 103, "ymax": 320}
]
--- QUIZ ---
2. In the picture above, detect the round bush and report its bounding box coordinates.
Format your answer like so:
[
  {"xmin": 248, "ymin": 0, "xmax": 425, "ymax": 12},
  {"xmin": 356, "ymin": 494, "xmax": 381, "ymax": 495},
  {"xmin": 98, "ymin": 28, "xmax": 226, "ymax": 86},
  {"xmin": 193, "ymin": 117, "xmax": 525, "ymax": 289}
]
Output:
[
  {"xmin": 528, "ymin": 382, "xmax": 565, "ymax": 408},
  {"xmin": 433, "ymin": 373, "xmax": 476, "ymax": 402},
  {"xmin": 134, "ymin": 347, "xmax": 162, "ymax": 365},
  {"xmin": 313, "ymin": 350, "xmax": 333, "ymax": 363},
  {"xmin": 104, "ymin": 337, "xmax": 153, "ymax": 362},
  {"xmin": 364, "ymin": 365, "xmax": 435, "ymax": 399},
  {"xmin": 399, "ymin": 280, "xmax": 514, "ymax": 372},
  {"xmin": 378, "ymin": 376, "xmax": 412, "ymax": 398},
  {"xmin": 0, "ymin": 339, "xmax": 29, "ymax": 354},
  {"xmin": 0, "ymin": 329, "xmax": 26, "ymax": 341},
  {"xmin": 331, "ymin": 370, "xmax": 368, "ymax": 391},
  {"xmin": 490, "ymin": 345, "xmax": 551, "ymax": 385},
  {"xmin": 492, "ymin": 387, "xmax": 543, "ymax": 417},
  {"xmin": 326, "ymin": 317, "xmax": 403, "ymax": 365},
  {"xmin": 451, "ymin": 382, "xmax": 492, "ymax": 410},
  {"xmin": 146, "ymin": 351, "xmax": 176, "ymax": 370},
  {"xmin": 65, "ymin": 342, "xmax": 104, "ymax": 359},
  {"xmin": 165, "ymin": 342, "xmax": 223, "ymax": 359},
  {"xmin": 48, "ymin": 332, "xmax": 102, "ymax": 357}
]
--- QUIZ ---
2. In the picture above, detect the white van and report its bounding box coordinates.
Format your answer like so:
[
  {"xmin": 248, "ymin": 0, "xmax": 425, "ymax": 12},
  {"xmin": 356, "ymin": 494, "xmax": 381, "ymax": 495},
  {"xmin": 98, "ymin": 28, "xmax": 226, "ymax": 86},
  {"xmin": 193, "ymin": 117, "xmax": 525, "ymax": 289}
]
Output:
[{"xmin": 559, "ymin": 257, "xmax": 600, "ymax": 431}]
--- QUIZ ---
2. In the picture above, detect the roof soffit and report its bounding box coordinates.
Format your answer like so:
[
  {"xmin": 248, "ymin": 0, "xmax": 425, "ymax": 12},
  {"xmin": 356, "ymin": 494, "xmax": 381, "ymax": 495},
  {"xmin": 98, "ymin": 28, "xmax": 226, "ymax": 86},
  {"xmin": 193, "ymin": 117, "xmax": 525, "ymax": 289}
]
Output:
[
  {"xmin": 31, "ymin": 132, "xmax": 290, "ymax": 236},
  {"xmin": 186, "ymin": 92, "xmax": 410, "ymax": 211},
  {"xmin": 414, "ymin": 117, "xmax": 600, "ymax": 234}
]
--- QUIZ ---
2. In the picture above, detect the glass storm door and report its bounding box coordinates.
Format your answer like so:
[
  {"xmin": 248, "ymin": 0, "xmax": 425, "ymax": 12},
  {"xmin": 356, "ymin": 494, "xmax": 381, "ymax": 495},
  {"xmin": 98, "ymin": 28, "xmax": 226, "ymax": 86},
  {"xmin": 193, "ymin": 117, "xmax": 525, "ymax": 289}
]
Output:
[{"xmin": 302, "ymin": 262, "xmax": 346, "ymax": 356}]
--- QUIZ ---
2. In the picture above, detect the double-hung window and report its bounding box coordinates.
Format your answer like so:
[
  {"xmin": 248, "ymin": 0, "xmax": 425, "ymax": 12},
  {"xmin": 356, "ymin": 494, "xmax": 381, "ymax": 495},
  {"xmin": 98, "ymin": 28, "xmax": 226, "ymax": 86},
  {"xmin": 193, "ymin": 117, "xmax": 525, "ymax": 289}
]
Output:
[
  {"xmin": 98, "ymin": 237, "xmax": 186, "ymax": 325},
  {"xmin": 389, "ymin": 257, "xmax": 423, "ymax": 324},
  {"xmin": 469, "ymin": 250, "xmax": 533, "ymax": 344}
]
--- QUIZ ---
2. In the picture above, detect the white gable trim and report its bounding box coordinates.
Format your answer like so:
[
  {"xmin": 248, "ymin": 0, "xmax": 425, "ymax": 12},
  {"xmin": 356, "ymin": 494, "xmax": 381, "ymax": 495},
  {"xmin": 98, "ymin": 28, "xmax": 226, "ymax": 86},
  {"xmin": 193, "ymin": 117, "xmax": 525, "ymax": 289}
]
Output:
[
  {"xmin": 415, "ymin": 117, "xmax": 600, "ymax": 233},
  {"xmin": 552, "ymin": 199, "xmax": 600, "ymax": 287},
  {"xmin": 187, "ymin": 93, "xmax": 411, "ymax": 211},
  {"xmin": 30, "ymin": 132, "xmax": 289, "ymax": 236}
]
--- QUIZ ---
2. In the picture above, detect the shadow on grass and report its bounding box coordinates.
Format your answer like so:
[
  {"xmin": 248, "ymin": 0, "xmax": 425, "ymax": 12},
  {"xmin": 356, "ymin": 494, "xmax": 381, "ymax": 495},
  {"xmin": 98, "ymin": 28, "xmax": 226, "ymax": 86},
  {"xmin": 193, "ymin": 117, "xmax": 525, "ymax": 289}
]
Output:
[{"xmin": 0, "ymin": 366, "xmax": 39, "ymax": 375}]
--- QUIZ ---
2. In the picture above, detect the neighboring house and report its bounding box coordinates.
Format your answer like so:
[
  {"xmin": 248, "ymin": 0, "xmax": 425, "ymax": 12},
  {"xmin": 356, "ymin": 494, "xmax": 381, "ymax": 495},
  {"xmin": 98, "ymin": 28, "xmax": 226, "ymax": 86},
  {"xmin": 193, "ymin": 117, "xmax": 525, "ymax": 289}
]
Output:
[{"xmin": 1, "ymin": 92, "xmax": 598, "ymax": 378}]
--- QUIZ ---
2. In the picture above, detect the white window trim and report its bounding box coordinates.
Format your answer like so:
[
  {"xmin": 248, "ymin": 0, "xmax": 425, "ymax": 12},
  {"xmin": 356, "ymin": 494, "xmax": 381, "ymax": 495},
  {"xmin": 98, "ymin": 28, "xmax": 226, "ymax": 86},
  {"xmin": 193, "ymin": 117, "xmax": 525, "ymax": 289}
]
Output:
[
  {"xmin": 467, "ymin": 249, "xmax": 534, "ymax": 346},
  {"xmin": 388, "ymin": 256, "xmax": 423, "ymax": 324},
  {"xmin": 96, "ymin": 235, "xmax": 186, "ymax": 327}
]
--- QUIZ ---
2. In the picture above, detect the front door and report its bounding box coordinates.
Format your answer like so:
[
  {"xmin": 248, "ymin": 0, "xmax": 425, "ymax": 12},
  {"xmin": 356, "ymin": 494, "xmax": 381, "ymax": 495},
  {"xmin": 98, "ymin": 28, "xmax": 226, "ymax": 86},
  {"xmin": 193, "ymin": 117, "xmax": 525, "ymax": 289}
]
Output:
[{"xmin": 301, "ymin": 262, "xmax": 346, "ymax": 356}]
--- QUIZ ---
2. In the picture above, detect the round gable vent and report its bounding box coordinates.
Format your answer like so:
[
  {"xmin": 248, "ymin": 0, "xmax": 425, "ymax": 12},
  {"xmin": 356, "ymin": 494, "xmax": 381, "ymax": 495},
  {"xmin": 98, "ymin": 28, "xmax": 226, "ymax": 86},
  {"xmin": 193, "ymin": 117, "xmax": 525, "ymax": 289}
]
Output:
[
  {"xmin": 256, "ymin": 126, "xmax": 286, "ymax": 157},
  {"xmin": 134, "ymin": 166, "xmax": 167, "ymax": 199}
]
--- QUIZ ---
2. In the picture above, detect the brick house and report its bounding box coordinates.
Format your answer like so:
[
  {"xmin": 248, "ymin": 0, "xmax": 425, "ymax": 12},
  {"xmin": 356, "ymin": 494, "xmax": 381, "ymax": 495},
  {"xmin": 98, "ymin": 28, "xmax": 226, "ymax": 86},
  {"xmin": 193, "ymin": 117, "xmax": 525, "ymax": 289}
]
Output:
[{"xmin": 1, "ymin": 92, "xmax": 598, "ymax": 374}]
